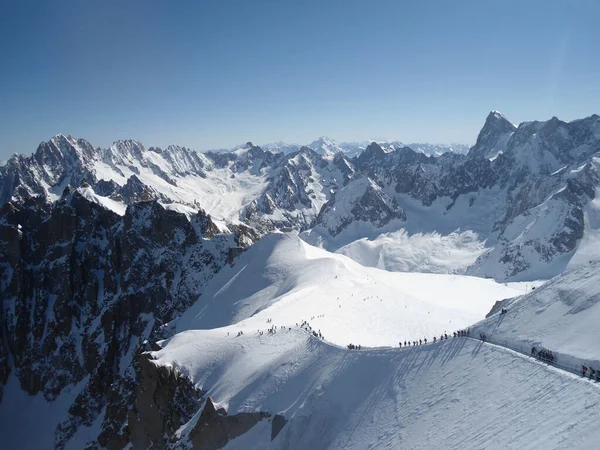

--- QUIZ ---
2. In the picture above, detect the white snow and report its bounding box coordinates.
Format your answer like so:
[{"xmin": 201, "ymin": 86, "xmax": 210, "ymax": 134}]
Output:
[
  {"xmin": 77, "ymin": 187, "xmax": 127, "ymax": 216},
  {"xmin": 141, "ymin": 232, "xmax": 600, "ymax": 449},
  {"xmin": 155, "ymin": 313, "xmax": 600, "ymax": 449},
  {"xmin": 335, "ymin": 229, "xmax": 486, "ymax": 274},
  {"xmin": 170, "ymin": 233, "xmax": 524, "ymax": 348},
  {"xmin": 473, "ymin": 260, "xmax": 600, "ymax": 370}
]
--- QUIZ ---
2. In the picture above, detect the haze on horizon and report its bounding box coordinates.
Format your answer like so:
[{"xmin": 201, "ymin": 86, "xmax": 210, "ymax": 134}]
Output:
[{"xmin": 1, "ymin": 0, "xmax": 599, "ymax": 159}]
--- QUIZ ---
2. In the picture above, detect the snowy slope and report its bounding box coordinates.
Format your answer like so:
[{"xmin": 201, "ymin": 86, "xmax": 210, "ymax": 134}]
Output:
[
  {"xmin": 153, "ymin": 322, "xmax": 600, "ymax": 449},
  {"xmin": 77, "ymin": 186, "xmax": 127, "ymax": 216},
  {"xmin": 144, "ymin": 237, "xmax": 600, "ymax": 449},
  {"xmin": 169, "ymin": 233, "xmax": 525, "ymax": 348},
  {"xmin": 473, "ymin": 260, "xmax": 600, "ymax": 369}
]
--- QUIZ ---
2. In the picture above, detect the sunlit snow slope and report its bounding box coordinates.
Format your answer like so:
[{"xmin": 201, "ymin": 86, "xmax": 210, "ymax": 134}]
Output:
[
  {"xmin": 473, "ymin": 260, "xmax": 600, "ymax": 370},
  {"xmin": 145, "ymin": 233, "xmax": 600, "ymax": 450},
  {"xmin": 170, "ymin": 233, "xmax": 524, "ymax": 347},
  {"xmin": 154, "ymin": 329, "xmax": 600, "ymax": 449}
]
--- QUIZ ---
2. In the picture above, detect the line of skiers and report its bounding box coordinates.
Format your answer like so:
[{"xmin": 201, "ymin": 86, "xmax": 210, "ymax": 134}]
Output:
[
  {"xmin": 582, "ymin": 365, "xmax": 600, "ymax": 381},
  {"xmin": 531, "ymin": 346, "xmax": 554, "ymax": 362},
  {"xmin": 347, "ymin": 344, "xmax": 361, "ymax": 350}
]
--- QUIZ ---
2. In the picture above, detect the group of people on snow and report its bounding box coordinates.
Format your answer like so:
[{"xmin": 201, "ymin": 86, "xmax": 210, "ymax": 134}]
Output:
[
  {"xmin": 531, "ymin": 346, "xmax": 554, "ymax": 362},
  {"xmin": 582, "ymin": 365, "xmax": 600, "ymax": 381},
  {"xmin": 398, "ymin": 329, "xmax": 473, "ymax": 349}
]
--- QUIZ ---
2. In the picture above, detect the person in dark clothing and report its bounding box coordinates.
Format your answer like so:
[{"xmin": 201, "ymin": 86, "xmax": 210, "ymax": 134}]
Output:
[
  {"xmin": 531, "ymin": 346, "xmax": 537, "ymax": 356},
  {"xmin": 582, "ymin": 365, "xmax": 588, "ymax": 377}
]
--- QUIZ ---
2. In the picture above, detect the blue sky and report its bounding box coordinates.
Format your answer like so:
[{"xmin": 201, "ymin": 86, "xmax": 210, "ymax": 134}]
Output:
[{"xmin": 1, "ymin": 0, "xmax": 598, "ymax": 158}]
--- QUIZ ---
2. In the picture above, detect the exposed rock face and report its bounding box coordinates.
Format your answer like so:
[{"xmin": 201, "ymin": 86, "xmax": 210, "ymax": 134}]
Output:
[
  {"xmin": 244, "ymin": 147, "xmax": 355, "ymax": 232},
  {"xmin": 0, "ymin": 190, "xmax": 255, "ymax": 448},
  {"xmin": 315, "ymin": 176, "xmax": 406, "ymax": 236},
  {"xmin": 468, "ymin": 110, "xmax": 516, "ymax": 160},
  {"xmin": 128, "ymin": 355, "xmax": 205, "ymax": 449},
  {"xmin": 188, "ymin": 397, "xmax": 270, "ymax": 450}
]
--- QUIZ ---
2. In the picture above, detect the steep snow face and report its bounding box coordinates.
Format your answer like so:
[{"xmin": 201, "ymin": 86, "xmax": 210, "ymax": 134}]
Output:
[
  {"xmin": 151, "ymin": 332, "xmax": 600, "ymax": 450},
  {"xmin": 169, "ymin": 233, "xmax": 524, "ymax": 347},
  {"xmin": 473, "ymin": 260, "xmax": 600, "ymax": 369},
  {"xmin": 76, "ymin": 186, "xmax": 127, "ymax": 216}
]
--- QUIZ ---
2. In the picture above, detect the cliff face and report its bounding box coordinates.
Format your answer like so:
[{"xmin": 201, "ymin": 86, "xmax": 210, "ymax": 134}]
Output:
[{"xmin": 0, "ymin": 190, "xmax": 255, "ymax": 448}]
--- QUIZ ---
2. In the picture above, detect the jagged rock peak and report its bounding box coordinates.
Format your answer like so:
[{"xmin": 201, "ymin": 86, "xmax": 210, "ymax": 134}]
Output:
[
  {"xmin": 110, "ymin": 139, "xmax": 146, "ymax": 153},
  {"xmin": 484, "ymin": 110, "xmax": 516, "ymax": 131},
  {"xmin": 468, "ymin": 110, "xmax": 517, "ymax": 160}
]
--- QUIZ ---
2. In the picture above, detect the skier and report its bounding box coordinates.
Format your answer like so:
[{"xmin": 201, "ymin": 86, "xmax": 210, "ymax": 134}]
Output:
[
  {"xmin": 583, "ymin": 365, "xmax": 588, "ymax": 377},
  {"xmin": 531, "ymin": 346, "xmax": 537, "ymax": 356},
  {"xmin": 433, "ymin": 336, "xmax": 436, "ymax": 343}
]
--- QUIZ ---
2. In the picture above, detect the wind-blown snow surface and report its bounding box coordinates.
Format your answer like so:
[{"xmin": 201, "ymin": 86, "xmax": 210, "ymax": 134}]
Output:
[
  {"xmin": 169, "ymin": 234, "xmax": 523, "ymax": 347},
  {"xmin": 155, "ymin": 326, "xmax": 600, "ymax": 449}
]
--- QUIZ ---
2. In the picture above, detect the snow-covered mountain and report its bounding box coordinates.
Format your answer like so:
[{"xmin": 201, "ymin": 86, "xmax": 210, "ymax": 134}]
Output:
[
  {"xmin": 9, "ymin": 232, "xmax": 590, "ymax": 449},
  {"xmin": 212, "ymin": 138, "xmax": 470, "ymax": 159},
  {"xmin": 2, "ymin": 111, "xmax": 600, "ymax": 282},
  {"xmin": 2, "ymin": 111, "xmax": 600, "ymax": 448}
]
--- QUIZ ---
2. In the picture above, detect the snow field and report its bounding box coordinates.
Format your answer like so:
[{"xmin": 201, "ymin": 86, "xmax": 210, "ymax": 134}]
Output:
[{"xmin": 171, "ymin": 233, "xmax": 525, "ymax": 348}]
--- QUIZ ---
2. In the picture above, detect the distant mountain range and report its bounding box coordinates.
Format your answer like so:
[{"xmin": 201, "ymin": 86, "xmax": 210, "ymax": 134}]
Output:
[{"xmin": 210, "ymin": 137, "xmax": 471, "ymax": 158}]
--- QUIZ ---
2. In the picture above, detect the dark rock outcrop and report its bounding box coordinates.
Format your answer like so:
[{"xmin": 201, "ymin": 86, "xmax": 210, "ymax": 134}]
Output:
[
  {"xmin": 188, "ymin": 397, "xmax": 271, "ymax": 450},
  {"xmin": 0, "ymin": 191, "xmax": 256, "ymax": 448}
]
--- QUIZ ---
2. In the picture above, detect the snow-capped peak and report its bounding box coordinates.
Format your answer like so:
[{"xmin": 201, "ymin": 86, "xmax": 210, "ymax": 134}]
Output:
[{"xmin": 307, "ymin": 136, "xmax": 343, "ymax": 157}]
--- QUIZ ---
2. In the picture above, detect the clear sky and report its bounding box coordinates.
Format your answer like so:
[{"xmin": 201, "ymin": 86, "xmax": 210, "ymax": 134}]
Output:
[{"xmin": 1, "ymin": 0, "xmax": 599, "ymax": 159}]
